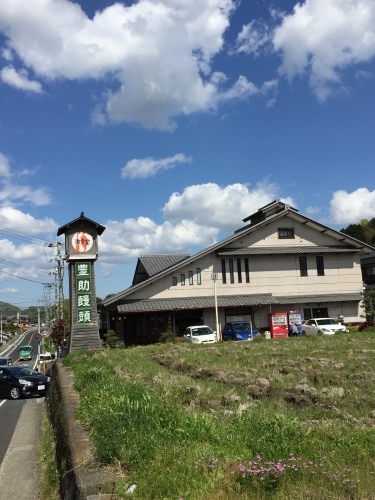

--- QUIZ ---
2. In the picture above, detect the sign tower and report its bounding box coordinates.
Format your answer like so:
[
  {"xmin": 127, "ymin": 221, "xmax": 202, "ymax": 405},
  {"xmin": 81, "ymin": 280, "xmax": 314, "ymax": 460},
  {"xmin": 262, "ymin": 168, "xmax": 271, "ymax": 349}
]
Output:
[{"xmin": 57, "ymin": 213, "xmax": 106, "ymax": 351}]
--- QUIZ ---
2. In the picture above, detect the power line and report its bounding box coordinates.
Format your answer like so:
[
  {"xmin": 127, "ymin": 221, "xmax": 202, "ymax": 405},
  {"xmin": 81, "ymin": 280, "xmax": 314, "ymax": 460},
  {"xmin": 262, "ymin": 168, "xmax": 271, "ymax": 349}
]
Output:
[
  {"xmin": 0, "ymin": 225, "xmax": 52, "ymax": 245},
  {"xmin": 0, "ymin": 257, "xmax": 48, "ymax": 276},
  {"xmin": 0, "ymin": 268, "xmax": 49, "ymax": 285}
]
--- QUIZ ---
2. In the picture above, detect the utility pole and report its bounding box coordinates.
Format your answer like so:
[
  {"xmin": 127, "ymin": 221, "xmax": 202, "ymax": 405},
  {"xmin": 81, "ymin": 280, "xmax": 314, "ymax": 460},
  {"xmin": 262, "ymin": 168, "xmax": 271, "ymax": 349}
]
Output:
[{"xmin": 48, "ymin": 242, "xmax": 65, "ymax": 320}]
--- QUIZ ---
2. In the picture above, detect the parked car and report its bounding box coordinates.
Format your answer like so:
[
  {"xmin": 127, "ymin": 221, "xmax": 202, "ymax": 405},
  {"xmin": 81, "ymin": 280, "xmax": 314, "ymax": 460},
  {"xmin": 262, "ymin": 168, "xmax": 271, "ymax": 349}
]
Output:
[
  {"xmin": 183, "ymin": 325, "xmax": 217, "ymax": 344},
  {"xmin": 358, "ymin": 320, "xmax": 375, "ymax": 332},
  {"xmin": 301, "ymin": 318, "xmax": 349, "ymax": 336},
  {"xmin": 0, "ymin": 356, "xmax": 13, "ymax": 366},
  {"xmin": 0, "ymin": 365, "xmax": 50, "ymax": 399},
  {"xmin": 222, "ymin": 321, "xmax": 259, "ymax": 341}
]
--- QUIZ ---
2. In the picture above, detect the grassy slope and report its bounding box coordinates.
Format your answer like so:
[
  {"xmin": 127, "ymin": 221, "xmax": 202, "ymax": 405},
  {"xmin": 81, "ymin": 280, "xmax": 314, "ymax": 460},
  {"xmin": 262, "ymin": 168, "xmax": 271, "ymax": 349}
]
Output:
[{"xmin": 63, "ymin": 329, "xmax": 375, "ymax": 499}]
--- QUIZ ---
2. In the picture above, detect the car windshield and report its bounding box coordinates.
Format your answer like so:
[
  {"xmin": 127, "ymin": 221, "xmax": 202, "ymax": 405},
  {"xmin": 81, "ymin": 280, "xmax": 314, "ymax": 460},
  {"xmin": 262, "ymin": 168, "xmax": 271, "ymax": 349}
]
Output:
[
  {"xmin": 191, "ymin": 327, "xmax": 213, "ymax": 336},
  {"xmin": 316, "ymin": 319, "xmax": 339, "ymax": 326},
  {"xmin": 232, "ymin": 322, "xmax": 251, "ymax": 332},
  {"xmin": 8, "ymin": 367, "xmax": 39, "ymax": 376},
  {"xmin": 18, "ymin": 346, "xmax": 33, "ymax": 352}
]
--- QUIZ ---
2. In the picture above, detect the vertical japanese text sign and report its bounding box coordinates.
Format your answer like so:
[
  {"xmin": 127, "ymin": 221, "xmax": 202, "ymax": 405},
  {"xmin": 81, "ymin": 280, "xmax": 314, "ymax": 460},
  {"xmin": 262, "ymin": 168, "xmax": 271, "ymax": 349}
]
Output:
[{"xmin": 76, "ymin": 262, "xmax": 92, "ymax": 323}]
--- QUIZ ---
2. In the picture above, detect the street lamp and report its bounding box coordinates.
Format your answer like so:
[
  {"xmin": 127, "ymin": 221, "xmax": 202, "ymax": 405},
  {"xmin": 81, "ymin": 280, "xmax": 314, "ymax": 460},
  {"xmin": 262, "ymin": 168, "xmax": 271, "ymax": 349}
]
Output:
[{"xmin": 211, "ymin": 273, "xmax": 221, "ymax": 341}]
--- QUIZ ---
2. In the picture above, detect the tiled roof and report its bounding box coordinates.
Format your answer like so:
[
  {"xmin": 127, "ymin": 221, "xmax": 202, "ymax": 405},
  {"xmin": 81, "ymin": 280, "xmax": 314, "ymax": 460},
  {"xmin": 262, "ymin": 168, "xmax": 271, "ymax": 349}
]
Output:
[
  {"xmin": 217, "ymin": 246, "xmax": 360, "ymax": 256},
  {"xmin": 117, "ymin": 294, "xmax": 276, "ymax": 313},
  {"xmin": 274, "ymin": 293, "xmax": 363, "ymax": 304},
  {"xmin": 140, "ymin": 254, "xmax": 190, "ymax": 276},
  {"xmin": 117, "ymin": 293, "xmax": 362, "ymax": 313}
]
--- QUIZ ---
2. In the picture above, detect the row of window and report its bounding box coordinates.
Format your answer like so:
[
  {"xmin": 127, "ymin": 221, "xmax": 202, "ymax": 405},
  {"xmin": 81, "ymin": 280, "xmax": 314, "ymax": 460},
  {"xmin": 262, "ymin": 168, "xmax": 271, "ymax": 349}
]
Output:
[
  {"xmin": 299, "ymin": 256, "xmax": 325, "ymax": 277},
  {"xmin": 221, "ymin": 258, "xmax": 250, "ymax": 284},
  {"xmin": 172, "ymin": 268, "xmax": 201, "ymax": 286},
  {"xmin": 221, "ymin": 256, "xmax": 325, "ymax": 283},
  {"xmin": 172, "ymin": 255, "xmax": 325, "ymax": 286}
]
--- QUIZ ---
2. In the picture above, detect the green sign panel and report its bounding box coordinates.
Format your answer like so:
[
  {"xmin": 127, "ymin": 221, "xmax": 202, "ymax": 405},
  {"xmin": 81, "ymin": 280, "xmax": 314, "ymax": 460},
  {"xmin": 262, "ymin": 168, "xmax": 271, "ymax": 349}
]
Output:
[{"xmin": 76, "ymin": 262, "xmax": 92, "ymax": 323}]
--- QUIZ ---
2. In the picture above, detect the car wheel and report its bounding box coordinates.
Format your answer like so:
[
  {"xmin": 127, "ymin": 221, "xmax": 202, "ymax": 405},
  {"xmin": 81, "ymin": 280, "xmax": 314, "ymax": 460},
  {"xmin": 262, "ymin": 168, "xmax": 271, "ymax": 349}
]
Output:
[
  {"xmin": 302, "ymin": 330, "xmax": 306, "ymax": 336},
  {"xmin": 10, "ymin": 386, "xmax": 21, "ymax": 400}
]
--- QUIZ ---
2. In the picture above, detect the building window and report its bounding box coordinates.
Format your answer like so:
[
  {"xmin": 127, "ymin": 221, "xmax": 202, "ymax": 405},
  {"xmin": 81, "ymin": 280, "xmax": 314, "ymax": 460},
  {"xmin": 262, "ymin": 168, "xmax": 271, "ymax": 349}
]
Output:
[
  {"xmin": 229, "ymin": 259, "xmax": 234, "ymax": 284},
  {"xmin": 244, "ymin": 258, "xmax": 250, "ymax": 283},
  {"xmin": 196, "ymin": 268, "xmax": 201, "ymax": 285},
  {"xmin": 189, "ymin": 270, "xmax": 193, "ymax": 285},
  {"xmin": 316, "ymin": 256, "xmax": 325, "ymax": 276},
  {"xmin": 180, "ymin": 274, "xmax": 185, "ymax": 285},
  {"xmin": 365, "ymin": 266, "xmax": 375, "ymax": 276},
  {"xmin": 303, "ymin": 308, "xmax": 312, "ymax": 320},
  {"xmin": 172, "ymin": 277, "xmax": 177, "ymax": 286},
  {"xmin": 221, "ymin": 259, "xmax": 226, "ymax": 284},
  {"xmin": 299, "ymin": 256, "xmax": 308, "ymax": 277},
  {"xmin": 237, "ymin": 258, "xmax": 242, "ymax": 283},
  {"xmin": 278, "ymin": 228, "xmax": 295, "ymax": 239}
]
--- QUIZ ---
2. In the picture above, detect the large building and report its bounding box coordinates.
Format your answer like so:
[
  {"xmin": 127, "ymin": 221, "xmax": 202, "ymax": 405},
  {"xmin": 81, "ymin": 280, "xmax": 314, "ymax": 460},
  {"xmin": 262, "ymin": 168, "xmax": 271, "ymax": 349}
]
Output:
[{"xmin": 100, "ymin": 200, "xmax": 375, "ymax": 345}]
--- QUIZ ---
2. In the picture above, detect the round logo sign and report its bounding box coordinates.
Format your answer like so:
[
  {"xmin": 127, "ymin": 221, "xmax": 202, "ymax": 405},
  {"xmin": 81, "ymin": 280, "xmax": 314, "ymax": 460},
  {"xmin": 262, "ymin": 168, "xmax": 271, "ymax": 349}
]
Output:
[{"xmin": 71, "ymin": 232, "xmax": 93, "ymax": 253}]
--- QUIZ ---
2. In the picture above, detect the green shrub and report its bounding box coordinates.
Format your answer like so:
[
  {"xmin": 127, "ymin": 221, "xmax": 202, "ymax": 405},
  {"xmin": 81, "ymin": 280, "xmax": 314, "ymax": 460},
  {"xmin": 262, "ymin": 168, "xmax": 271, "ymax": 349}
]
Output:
[{"xmin": 158, "ymin": 331, "xmax": 177, "ymax": 343}]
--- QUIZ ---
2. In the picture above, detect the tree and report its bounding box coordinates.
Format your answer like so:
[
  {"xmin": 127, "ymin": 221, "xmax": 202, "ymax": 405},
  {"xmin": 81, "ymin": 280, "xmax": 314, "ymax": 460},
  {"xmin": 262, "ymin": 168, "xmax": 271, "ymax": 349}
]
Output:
[
  {"xmin": 103, "ymin": 329, "xmax": 118, "ymax": 348},
  {"xmin": 362, "ymin": 290, "xmax": 375, "ymax": 320},
  {"xmin": 341, "ymin": 219, "xmax": 375, "ymax": 246},
  {"xmin": 341, "ymin": 223, "xmax": 367, "ymax": 243},
  {"xmin": 51, "ymin": 319, "xmax": 70, "ymax": 346}
]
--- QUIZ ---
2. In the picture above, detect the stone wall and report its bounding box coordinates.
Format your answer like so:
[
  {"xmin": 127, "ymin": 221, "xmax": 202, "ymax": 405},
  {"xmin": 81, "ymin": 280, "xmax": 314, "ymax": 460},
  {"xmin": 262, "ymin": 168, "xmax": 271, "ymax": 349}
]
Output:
[{"xmin": 46, "ymin": 361, "xmax": 116, "ymax": 499}]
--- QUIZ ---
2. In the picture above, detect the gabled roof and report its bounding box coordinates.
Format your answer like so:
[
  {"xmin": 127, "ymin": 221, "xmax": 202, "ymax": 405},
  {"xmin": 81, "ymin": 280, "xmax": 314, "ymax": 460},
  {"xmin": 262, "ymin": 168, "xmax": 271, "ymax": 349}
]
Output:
[
  {"xmin": 217, "ymin": 245, "xmax": 361, "ymax": 256},
  {"xmin": 132, "ymin": 254, "xmax": 190, "ymax": 285},
  {"xmin": 240, "ymin": 199, "xmax": 299, "ymax": 229},
  {"xmin": 57, "ymin": 212, "xmax": 105, "ymax": 236},
  {"xmin": 101, "ymin": 203, "xmax": 375, "ymax": 307}
]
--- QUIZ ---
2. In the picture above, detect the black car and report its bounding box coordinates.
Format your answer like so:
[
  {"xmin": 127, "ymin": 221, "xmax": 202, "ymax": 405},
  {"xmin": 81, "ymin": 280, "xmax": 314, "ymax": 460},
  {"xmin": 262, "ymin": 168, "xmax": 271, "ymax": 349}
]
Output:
[
  {"xmin": 0, "ymin": 365, "xmax": 50, "ymax": 399},
  {"xmin": 0, "ymin": 356, "xmax": 13, "ymax": 366}
]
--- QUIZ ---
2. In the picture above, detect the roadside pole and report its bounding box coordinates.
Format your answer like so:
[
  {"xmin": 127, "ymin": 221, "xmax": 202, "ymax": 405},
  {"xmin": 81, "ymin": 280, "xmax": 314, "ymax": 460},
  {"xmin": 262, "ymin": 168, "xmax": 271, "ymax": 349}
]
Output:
[{"xmin": 37, "ymin": 307, "xmax": 41, "ymax": 372}]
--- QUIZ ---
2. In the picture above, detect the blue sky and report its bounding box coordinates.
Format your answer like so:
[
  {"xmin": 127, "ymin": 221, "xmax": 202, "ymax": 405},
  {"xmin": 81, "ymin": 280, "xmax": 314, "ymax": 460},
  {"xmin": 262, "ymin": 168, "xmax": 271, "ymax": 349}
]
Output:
[{"xmin": 0, "ymin": 0, "xmax": 374, "ymax": 308}]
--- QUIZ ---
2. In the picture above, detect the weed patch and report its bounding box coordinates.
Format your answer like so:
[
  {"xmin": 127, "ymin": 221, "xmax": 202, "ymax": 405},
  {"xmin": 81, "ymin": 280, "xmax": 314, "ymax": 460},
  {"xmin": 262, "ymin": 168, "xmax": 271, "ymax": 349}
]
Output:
[{"xmin": 63, "ymin": 331, "xmax": 375, "ymax": 498}]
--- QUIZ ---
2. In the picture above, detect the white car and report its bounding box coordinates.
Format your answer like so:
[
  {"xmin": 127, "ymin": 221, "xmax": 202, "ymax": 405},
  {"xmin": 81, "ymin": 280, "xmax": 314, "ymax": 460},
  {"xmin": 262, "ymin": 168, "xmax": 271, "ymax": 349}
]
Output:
[
  {"xmin": 183, "ymin": 325, "xmax": 217, "ymax": 344},
  {"xmin": 301, "ymin": 318, "xmax": 349, "ymax": 336}
]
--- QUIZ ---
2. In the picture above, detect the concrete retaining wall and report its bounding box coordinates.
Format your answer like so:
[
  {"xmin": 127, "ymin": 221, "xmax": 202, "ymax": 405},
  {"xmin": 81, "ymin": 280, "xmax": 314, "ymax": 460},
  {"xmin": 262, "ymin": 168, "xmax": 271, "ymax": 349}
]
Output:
[{"xmin": 46, "ymin": 361, "xmax": 116, "ymax": 499}]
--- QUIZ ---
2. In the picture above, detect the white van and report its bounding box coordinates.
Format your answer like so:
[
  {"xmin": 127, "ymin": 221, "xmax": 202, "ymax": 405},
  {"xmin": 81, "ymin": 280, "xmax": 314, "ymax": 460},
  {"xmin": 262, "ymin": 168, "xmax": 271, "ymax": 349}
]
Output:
[{"xmin": 39, "ymin": 353, "xmax": 53, "ymax": 362}]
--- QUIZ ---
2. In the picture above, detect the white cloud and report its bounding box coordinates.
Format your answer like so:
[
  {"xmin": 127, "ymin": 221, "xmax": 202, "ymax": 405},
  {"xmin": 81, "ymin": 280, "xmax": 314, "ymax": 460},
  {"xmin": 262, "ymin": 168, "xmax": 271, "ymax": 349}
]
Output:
[
  {"xmin": 1, "ymin": 65, "xmax": 43, "ymax": 93},
  {"xmin": 272, "ymin": 0, "xmax": 375, "ymax": 101},
  {"xmin": 0, "ymin": 152, "xmax": 52, "ymax": 207},
  {"xmin": 0, "ymin": 206, "xmax": 57, "ymax": 235},
  {"xmin": 0, "ymin": 0, "xmax": 263, "ymax": 130},
  {"xmin": 235, "ymin": 19, "xmax": 271, "ymax": 56},
  {"xmin": 98, "ymin": 181, "xmax": 294, "ymax": 266},
  {"xmin": 329, "ymin": 188, "xmax": 375, "ymax": 225},
  {"xmin": 121, "ymin": 153, "xmax": 192, "ymax": 179},
  {"xmin": 162, "ymin": 181, "xmax": 293, "ymax": 232},
  {"xmin": 0, "ymin": 153, "xmax": 11, "ymax": 178}
]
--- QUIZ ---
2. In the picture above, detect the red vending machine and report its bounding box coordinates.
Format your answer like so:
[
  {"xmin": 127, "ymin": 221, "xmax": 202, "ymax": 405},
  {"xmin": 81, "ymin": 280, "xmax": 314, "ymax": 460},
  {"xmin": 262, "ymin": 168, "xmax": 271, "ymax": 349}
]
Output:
[{"xmin": 268, "ymin": 312, "xmax": 289, "ymax": 339}]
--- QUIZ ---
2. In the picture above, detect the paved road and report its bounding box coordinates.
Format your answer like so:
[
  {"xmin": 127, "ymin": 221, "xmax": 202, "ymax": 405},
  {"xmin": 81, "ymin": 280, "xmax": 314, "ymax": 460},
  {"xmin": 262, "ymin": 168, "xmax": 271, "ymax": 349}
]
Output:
[
  {"xmin": 0, "ymin": 328, "xmax": 43, "ymax": 499},
  {"xmin": 0, "ymin": 399, "xmax": 23, "ymax": 464},
  {"xmin": 0, "ymin": 397, "xmax": 43, "ymax": 500}
]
